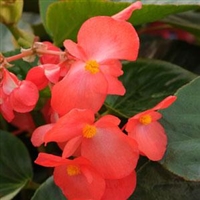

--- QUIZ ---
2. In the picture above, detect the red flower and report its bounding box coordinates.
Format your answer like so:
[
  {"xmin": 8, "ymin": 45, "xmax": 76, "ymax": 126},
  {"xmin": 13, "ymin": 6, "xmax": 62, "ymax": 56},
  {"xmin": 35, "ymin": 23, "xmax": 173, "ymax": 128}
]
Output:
[
  {"xmin": 35, "ymin": 153, "xmax": 105, "ymax": 200},
  {"xmin": 43, "ymin": 109, "xmax": 139, "ymax": 179},
  {"xmin": 0, "ymin": 68, "xmax": 39, "ymax": 122},
  {"xmin": 126, "ymin": 96, "xmax": 177, "ymax": 161},
  {"xmin": 51, "ymin": 3, "xmax": 141, "ymax": 116}
]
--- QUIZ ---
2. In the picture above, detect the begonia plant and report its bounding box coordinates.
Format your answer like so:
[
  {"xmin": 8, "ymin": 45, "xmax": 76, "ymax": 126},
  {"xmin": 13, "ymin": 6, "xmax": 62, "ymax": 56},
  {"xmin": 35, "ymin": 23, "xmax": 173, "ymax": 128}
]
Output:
[{"xmin": 0, "ymin": 0, "xmax": 200, "ymax": 200}]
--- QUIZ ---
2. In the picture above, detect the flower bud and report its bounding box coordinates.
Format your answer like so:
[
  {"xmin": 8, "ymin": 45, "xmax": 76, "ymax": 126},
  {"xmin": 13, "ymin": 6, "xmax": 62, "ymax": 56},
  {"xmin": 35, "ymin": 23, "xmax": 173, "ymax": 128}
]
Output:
[{"xmin": 0, "ymin": 0, "xmax": 23, "ymax": 25}]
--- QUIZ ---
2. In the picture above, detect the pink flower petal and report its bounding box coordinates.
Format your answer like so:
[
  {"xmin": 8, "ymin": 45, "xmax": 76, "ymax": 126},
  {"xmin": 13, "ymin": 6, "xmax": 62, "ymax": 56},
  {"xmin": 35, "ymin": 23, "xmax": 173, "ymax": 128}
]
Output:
[
  {"xmin": 40, "ymin": 41, "xmax": 61, "ymax": 64},
  {"xmin": 62, "ymin": 136, "xmax": 82, "ymax": 158},
  {"xmin": 77, "ymin": 16, "xmax": 139, "ymax": 61},
  {"xmin": 112, "ymin": 1, "xmax": 142, "ymax": 21},
  {"xmin": 129, "ymin": 121, "xmax": 167, "ymax": 161},
  {"xmin": 44, "ymin": 109, "xmax": 94, "ymax": 143},
  {"xmin": 102, "ymin": 171, "xmax": 137, "ymax": 200},
  {"xmin": 26, "ymin": 66, "xmax": 48, "ymax": 90},
  {"xmin": 95, "ymin": 115, "xmax": 121, "ymax": 127},
  {"xmin": 51, "ymin": 62, "xmax": 108, "ymax": 115},
  {"xmin": 81, "ymin": 126, "xmax": 139, "ymax": 179},
  {"xmin": 54, "ymin": 159, "xmax": 105, "ymax": 200},
  {"xmin": 31, "ymin": 124, "xmax": 54, "ymax": 147},
  {"xmin": 2, "ymin": 69, "xmax": 19, "ymax": 95},
  {"xmin": 10, "ymin": 80, "xmax": 39, "ymax": 113},
  {"xmin": 35, "ymin": 153, "xmax": 68, "ymax": 167},
  {"xmin": 64, "ymin": 40, "xmax": 86, "ymax": 60},
  {"xmin": 153, "ymin": 95, "xmax": 177, "ymax": 110},
  {"xmin": 43, "ymin": 64, "xmax": 61, "ymax": 83}
]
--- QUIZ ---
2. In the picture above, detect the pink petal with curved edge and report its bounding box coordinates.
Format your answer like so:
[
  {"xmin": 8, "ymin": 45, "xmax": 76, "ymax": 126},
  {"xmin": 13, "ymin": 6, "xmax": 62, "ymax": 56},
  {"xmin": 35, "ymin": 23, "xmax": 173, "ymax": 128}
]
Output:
[
  {"xmin": 54, "ymin": 160, "xmax": 105, "ymax": 200},
  {"xmin": 153, "ymin": 95, "xmax": 177, "ymax": 110},
  {"xmin": 129, "ymin": 121, "xmax": 167, "ymax": 161},
  {"xmin": 35, "ymin": 153, "xmax": 69, "ymax": 167},
  {"xmin": 51, "ymin": 62, "xmax": 108, "ymax": 116},
  {"xmin": 26, "ymin": 66, "xmax": 48, "ymax": 90},
  {"xmin": 44, "ymin": 109, "xmax": 94, "ymax": 143},
  {"xmin": 81, "ymin": 126, "xmax": 139, "ymax": 179},
  {"xmin": 125, "ymin": 118, "xmax": 138, "ymax": 133},
  {"xmin": 77, "ymin": 16, "xmax": 139, "ymax": 61},
  {"xmin": 112, "ymin": 1, "xmax": 142, "ymax": 21},
  {"xmin": 127, "ymin": 110, "xmax": 162, "ymax": 125},
  {"xmin": 62, "ymin": 136, "xmax": 82, "ymax": 158},
  {"xmin": 43, "ymin": 64, "xmax": 61, "ymax": 83},
  {"xmin": 101, "ymin": 73, "xmax": 125, "ymax": 95},
  {"xmin": 102, "ymin": 171, "xmax": 137, "ymax": 200},
  {"xmin": 99, "ymin": 60, "xmax": 125, "ymax": 95},
  {"xmin": 64, "ymin": 40, "xmax": 87, "ymax": 61},
  {"xmin": 40, "ymin": 41, "xmax": 61, "ymax": 64},
  {"xmin": 95, "ymin": 115, "xmax": 121, "ymax": 127},
  {"xmin": 2, "ymin": 69, "xmax": 19, "ymax": 95},
  {"xmin": 100, "ymin": 60, "xmax": 123, "ymax": 77},
  {"xmin": 31, "ymin": 123, "xmax": 54, "ymax": 147},
  {"xmin": 10, "ymin": 80, "xmax": 39, "ymax": 113},
  {"xmin": 0, "ymin": 90, "xmax": 14, "ymax": 122}
]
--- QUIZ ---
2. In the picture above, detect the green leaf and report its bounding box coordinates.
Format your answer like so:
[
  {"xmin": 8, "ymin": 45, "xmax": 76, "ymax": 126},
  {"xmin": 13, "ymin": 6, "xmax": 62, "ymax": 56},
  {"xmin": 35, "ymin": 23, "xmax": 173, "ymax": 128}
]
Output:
[
  {"xmin": 160, "ymin": 76, "xmax": 200, "ymax": 181},
  {"xmin": 141, "ymin": 0, "xmax": 200, "ymax": 4},
  {"xmin": 45, "ymin": 0, "xmax": 198, "ymax": 46},
  {"xmin": 105, "ymin": 59, "xmax": 197, "ymax": 118},
  {"xmin": 31, "ymin": 176, "xmax": 66, "ymax": 200},
  {"xmin": 129, "ymin": 161, "xmax": 200, "ymax": 200},
  {"xmin": 0, "ymin": 130, "xmax": 33, "ymax": 199},
  {"xmin": 39, "ymin": 0, "xmax": 57, "ymax": 36}
]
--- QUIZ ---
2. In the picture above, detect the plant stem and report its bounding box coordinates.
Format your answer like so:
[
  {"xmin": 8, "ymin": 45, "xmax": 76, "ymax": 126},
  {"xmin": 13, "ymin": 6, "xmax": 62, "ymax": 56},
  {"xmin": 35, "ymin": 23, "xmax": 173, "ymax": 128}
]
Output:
[
  {"xmin": 6, "ymin": 49, "xmax": 34, "ymax": 63},
  {"xmin": 25, "ymin": 180, "xmax": 40, "ymax": 190}
]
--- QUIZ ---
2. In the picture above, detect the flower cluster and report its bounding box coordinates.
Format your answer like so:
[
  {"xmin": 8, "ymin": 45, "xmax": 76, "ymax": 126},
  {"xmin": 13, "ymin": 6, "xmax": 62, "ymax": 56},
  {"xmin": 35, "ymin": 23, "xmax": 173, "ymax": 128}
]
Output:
[{"xmin": 0, "ymin": 1, "xmax": 177, "ymax": 199}]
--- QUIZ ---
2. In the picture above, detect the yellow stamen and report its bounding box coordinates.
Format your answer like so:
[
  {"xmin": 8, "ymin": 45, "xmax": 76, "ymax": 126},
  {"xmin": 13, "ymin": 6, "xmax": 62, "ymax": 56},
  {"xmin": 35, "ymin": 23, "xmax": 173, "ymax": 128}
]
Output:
[
  {"xmin": 139, "ymin": 114, "xmax": 152, "ymax": 125},
  {"xmin": 82, "ymin": 124, "xmax": 97, "ymax": 138},
  {"xmin": 85, "ymin": 60, "xmax": 99, "ymax": 74},
  {"xmin": 67, "ymin": 165, "xmax": 81, "ymax": 176}
]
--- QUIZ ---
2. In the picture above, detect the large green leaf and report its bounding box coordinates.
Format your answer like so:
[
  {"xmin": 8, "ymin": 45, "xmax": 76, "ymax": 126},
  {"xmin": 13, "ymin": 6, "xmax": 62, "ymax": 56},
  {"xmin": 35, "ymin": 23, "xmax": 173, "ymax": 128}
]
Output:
[
  {"xmin": 31, "ymin": 176, "xmax": 66, "ymax": 200},
  {"xmin": 105, "ymin": 59, "xmax": 196, "ymax": 118},
  {"xmin": 141, "ymin": 0, "xmax": 200, "ymax": 4},
  {"xmin": 0, "ymin": 130, "xmax": 33, "ymax": 199},
  {"xmin": 39, "ymin": 0, "xmax": 57, "ymax": 36},
  {"xmin": 45, "ymin": 0, "xmax": 198, "ymax": 46},
  {"xmin": 160, "ymin": 76, "xmax": 200, "ymax": 181},
  {"xmin": 129, "ymin": 161, "xmax": 200, "ymax": 200}
]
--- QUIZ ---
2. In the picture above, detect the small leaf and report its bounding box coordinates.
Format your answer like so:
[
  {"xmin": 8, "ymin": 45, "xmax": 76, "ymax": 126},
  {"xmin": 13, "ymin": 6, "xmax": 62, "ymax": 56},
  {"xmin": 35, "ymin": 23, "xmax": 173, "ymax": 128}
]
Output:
[
  {"xmin": 31, "ymin": 176, "xmax": 66, "ymax": 200},
  {"xmin": 160, "ymin": 76, "xmax": 200, "ymax": 181},
  {"xmin": 105, "ymin": 59, "xmax": 196, "ymax": 118},
  {"xmin": 0, "ymin": 130, "xmax": 33, "ymax": 199}
]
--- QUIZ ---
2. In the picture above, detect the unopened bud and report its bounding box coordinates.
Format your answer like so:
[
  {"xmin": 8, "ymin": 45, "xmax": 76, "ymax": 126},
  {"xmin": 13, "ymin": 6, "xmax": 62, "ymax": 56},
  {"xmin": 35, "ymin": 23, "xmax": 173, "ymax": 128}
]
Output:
[{"xmin": 0, "ymin": 0, "xmax": 23, "ymax": 25}]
